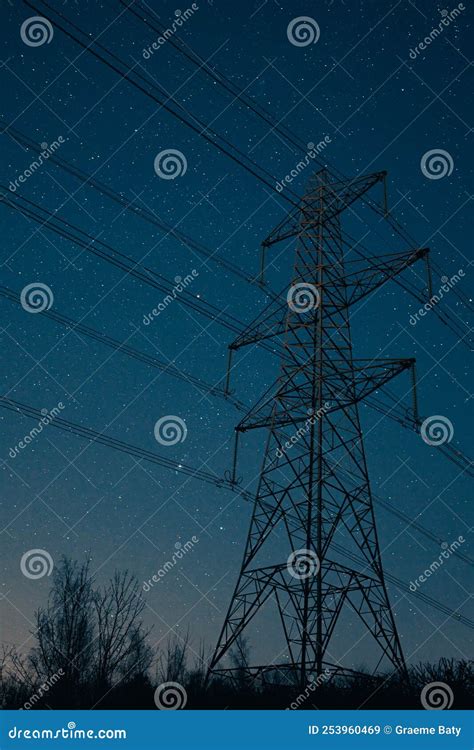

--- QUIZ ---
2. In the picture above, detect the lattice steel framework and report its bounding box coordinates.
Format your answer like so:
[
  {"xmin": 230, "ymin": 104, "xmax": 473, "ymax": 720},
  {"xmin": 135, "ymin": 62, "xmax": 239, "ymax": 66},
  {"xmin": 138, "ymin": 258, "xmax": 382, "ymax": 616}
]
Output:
[{"xmin": 208, "ymin": 169, "xmax": 430, "ymax": 688}]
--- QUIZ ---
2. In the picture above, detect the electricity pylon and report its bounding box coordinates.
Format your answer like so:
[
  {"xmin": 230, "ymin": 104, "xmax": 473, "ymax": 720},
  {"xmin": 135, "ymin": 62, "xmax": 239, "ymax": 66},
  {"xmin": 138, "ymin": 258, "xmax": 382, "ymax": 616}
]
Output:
[{"xmin": 209, "ymin": 169, "xmax": 430, "ymax": 688}]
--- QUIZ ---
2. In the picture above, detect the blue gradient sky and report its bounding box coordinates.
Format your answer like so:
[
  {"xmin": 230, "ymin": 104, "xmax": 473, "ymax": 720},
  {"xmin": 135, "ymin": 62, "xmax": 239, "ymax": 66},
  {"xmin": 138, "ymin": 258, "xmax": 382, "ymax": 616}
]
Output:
[{"xmin": 1, "ymin": 0, "xmax": 472, "ymax": 672}]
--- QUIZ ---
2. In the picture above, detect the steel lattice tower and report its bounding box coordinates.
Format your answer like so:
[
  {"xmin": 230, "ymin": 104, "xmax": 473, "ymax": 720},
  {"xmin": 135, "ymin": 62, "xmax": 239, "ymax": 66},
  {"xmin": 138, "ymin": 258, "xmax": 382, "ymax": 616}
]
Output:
[{"xmin": 208, "ymin": 169, "xmax": 430, "ymax": 687}]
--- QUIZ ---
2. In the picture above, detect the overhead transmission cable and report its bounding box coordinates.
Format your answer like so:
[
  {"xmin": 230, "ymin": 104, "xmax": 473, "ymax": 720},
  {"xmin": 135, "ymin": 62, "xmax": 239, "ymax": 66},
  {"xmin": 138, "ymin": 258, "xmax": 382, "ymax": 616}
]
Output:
[
  {"xmin": 340, "ymin": 228, "xmax": 472, "ymax": 348},
  {"xmin": 2, "ymin": 280, "xmax": 472, "ymax": 517},
  {"xmin": 23, "ymin": 0, "xmax": 303, "ymax": 209},
  {"xmin": 0, "ymin": 395, "xmax": 248, "ymax": 495},
  {"xmin": 0, "ymin": 119, "xmax": 266, "ymax": 291},
  {"xmin": 1, "ymin": 395, "xmax": 472, "ymax": 628},
  {"xmin": 10, "ymin": 0, "xmax": 472, "ymax": 567},
  {"xmin": 0, "ymin": 188, "xmax": 256, "ymax": 338},
  {"xmin": 14, "ymin": 5, "xmax": 472, "ymax": 347},
  {"xmin": 120, "ymin": 0, "xmax": 473, "ymax": 328},
  {"xmin": 4, "ymin": 189, "xmax": 472, "ymax": 477},
  {"xmin": 0, "ymin": 285, "xmax": 245, "ymax": 409},
  {"xmin": 27, "ymin": 0, "xmax": 472, "ymax": 346}
]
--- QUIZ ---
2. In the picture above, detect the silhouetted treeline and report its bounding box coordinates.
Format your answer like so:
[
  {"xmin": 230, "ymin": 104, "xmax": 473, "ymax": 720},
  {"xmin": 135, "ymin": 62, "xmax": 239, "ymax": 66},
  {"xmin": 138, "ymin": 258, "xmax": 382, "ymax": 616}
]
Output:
[
  {"xmin": 2, "ymin": 558, "xmax": 153, "ymax": 709},
  {"xmin": 1, "ymin": 557, "xmax": 472, "ymax": 709}
]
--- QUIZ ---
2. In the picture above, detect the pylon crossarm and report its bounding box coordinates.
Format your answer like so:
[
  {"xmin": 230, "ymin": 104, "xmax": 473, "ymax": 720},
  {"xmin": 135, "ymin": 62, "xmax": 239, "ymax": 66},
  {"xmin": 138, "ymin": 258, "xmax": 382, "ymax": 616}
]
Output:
[
  {"xmin": 235, "ymin": 358, "xmax": 415, "ymax": 433},
  {"xmin": 229, "ymin": 295, "xmax": 326, "ymax": 354},
  {"xmin": 228, "ymin": 294, "xmax": 316, "ymax": 359},
  {"xmin": 318, "ymin": 170, "xmax": 387, "ymax": 220},
  {"xmin": 343, "ymin": 247, "xmax": 430, "ymax": 306},
  {"xmin": 262, "ymin": 171, "xmax": 387, "ymax": 249},
  {"xmin": 325, "ymin": 357, "xmax": 415, "ymax": 408},
  {"xmin": 231, "ymin": 246, "xmax": 429, "ymax": 356},
  {"xmin": 230, "ymin": 290, "xmax": 289, "ymax": 351}
]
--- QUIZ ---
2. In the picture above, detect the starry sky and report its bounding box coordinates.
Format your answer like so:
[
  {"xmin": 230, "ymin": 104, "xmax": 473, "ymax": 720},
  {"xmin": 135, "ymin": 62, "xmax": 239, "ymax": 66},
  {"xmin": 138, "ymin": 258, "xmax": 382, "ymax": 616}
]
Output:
[{"xmin": 1, "ymin": 0, "xmax": 472, "ymax": 674}]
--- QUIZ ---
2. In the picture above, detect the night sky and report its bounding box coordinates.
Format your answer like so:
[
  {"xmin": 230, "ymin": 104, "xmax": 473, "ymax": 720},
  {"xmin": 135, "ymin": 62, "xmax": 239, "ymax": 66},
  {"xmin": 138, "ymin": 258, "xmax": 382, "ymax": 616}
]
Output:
[{"xmin": 1, "ymin": 0, "xmax": 472, "ymax": 674}]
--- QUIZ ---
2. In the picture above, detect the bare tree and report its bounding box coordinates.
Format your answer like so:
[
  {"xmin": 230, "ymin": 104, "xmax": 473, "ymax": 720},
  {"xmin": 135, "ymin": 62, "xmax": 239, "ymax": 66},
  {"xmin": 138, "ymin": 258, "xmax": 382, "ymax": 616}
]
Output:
[
  {"xmin": 411, "ymin": 657, "xmax": 473, "ymax": 692},
  {"xmin": 186, "ymin": 639, "xmax": 209, "ymax": 695},
  {"xmin": 157, "ymin": 632, "xmax": 189, "ymax": 684},
  {"xmin": 22, "ymin": 557, "xmax": 153, "ymax": 707},
  {"xmin": 30, "ymin": 558, "xmax": 94, "ymax": 694},
  {"xmin": 0, "ymin": 645, "xmax": 32, "ymax": 708},
  {"xmin": 93, "ymin": 570, "xmax": 152, "ymax": 688}
]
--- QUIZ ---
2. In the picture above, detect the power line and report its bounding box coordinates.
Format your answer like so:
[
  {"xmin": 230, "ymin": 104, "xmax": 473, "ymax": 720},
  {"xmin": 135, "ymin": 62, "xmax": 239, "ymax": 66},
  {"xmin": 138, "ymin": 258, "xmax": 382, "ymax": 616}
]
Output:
[
  {"xmin": 0, "ymin": 188, "xmax": 253, "ymax": 337},
  {"xmin": 9, "ymin": 10, "xmax": 470, "ymax": 350},
  {"xmin": 120, "ymin": 0, "xmax": 335, "ymax": 175},
  {"xmin": 340, "ymin": 227, "xmax": 473, "ymax": 348},
  {"xmin": 365, "ymin": 388, "xmax": 474, "ymax": 478},
  {"xmin": 0, "ymin": 119, "xmax": 265, "ymax": 290},
  {"xmin": 4, "ymin": 123, "xmax": 468, "ymax": 354},
  {"xmin": 120, "ymin": 0, "xmax": 473, "ymax": 338},
  {"xmin": 8, "ymin": 2, "xmax": 470, "ymax": 648},
  {"xmin": 23, "ymin": 0, "xmax": 303, "ymax": 209},
  {"xmin": 0, "ymin": 285, "xmax": 245, "ymax": 409},
  {"xmin": 5, "ymin": 187, "xmax": 471, "ymax": 481},
  {"xmin": 1, "ymin": 395, "xmax": 471, "ymax": 629},
  {"xmin": 329, "ymin": 540, "xmax": 473, "ymax": 629},
  {"xmin": 430, "ymin": 257, "xmax": 473, "ymax": 313},
  {"xmin": 4, "ymin": 277, "xmax": 472, "ymax": 507},
  {"xmin": 27, "ymin": 0, "xmax": 472, "ymax": 351},
  {"xmin": 3, "ymin": 280, "xmax": 471, "ymax": 564},
  {"xmin": 0, "ymin": 395, "xmax": 247, "ymax": 495},
  {"xmin": 6, "ymin": 4, "xmax": 470, "ymax": 524},
  {"xmin": 3, "ymin": 187, "xmax": 470, "ymax": 484}
]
